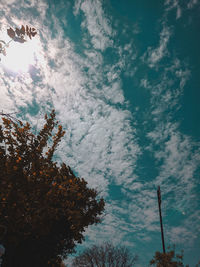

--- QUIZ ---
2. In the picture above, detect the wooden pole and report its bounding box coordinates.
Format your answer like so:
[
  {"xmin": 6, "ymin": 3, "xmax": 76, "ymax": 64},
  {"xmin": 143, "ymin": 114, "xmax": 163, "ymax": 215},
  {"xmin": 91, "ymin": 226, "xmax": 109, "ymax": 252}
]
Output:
[{"xmin": 157, "ymin": 186, "xmax": 166, "ymax": 254}]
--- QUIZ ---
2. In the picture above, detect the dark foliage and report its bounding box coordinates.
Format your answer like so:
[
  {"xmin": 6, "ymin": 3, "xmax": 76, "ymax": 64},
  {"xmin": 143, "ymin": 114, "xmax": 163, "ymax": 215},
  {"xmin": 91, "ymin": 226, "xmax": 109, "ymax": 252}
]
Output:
[
  {"xmin": 0, "ymin": 110, "xmax": 104, "ymax": 267},
  {"xmin": 149, "ymin": 246, "xmax": 192, "ymax": 267}
]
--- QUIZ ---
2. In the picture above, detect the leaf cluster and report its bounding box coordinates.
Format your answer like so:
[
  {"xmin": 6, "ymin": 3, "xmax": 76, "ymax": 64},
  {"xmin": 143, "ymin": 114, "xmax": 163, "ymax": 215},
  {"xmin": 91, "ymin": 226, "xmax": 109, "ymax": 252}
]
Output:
[
  {"xmin": 149, "ymin": 247, "xmax": 189, "ymax": 267},
  {"xmin": 0, "ymin": 25, "xmax": 37, "ymax": 59},
  {"xmin": 7, "ymin": 25, "xmax": 37, "ymax": 43},
  {"xmin": 0, "ymin": 110, "xmax": 104, "ymax": 267}
]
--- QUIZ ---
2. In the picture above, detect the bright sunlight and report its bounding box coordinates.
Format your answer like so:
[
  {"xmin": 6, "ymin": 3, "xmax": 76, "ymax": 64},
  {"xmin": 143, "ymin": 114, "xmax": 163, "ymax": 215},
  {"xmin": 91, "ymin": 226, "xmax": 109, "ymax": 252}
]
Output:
[{"xmin": 1, "ymin": 39, "xmax": 37, "ymax": 73}]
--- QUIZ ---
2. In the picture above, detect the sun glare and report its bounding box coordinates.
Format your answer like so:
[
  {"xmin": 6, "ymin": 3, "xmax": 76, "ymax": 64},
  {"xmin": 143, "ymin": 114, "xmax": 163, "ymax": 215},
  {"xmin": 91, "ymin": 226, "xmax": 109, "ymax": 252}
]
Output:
[{"xmin": 1, "ymin": 39, "xmax": 37, "ymax": 73}]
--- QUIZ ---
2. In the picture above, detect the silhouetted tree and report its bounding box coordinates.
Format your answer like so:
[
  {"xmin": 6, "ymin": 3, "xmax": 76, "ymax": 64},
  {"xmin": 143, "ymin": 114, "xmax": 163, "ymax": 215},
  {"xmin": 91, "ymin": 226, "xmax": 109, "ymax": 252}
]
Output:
[
  {"xmin": 72, "ymin": 242, "xmax": 138, "ymax": 267},
  {"xmin": 0, "ymin": 110, "xmax": 105, "ymax": 267},
  {"xmin": 149, "ymin": 246, "xmax": 191, "ymax": 267}
]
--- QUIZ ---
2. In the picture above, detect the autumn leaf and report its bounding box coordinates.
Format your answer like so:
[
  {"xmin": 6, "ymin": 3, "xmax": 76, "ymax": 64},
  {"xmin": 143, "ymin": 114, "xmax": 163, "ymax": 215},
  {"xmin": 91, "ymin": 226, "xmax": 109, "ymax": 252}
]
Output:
[
  {"xmin": 15, "ymin": 28, "xmax": 21, "ymax": 36},
  {"xmin": 26, "ymin": 25, "xmax": 29, "ymax": 33},
  {"xmin": 20, "ymin": 25, "xmax": 25, "ymax": 35},
  {"xmin": 31, "ymin": 31, "xmax": 37, "ymax": 37},
  {"xmin": 7, "ymin": 27, "xmax": 15, "ymax": 39}
]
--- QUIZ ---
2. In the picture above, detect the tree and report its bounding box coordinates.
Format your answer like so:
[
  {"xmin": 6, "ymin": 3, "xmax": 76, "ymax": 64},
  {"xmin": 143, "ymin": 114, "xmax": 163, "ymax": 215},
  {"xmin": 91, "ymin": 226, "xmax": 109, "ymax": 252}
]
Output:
[
  {"xmin": 72, "ymin": 242, "xmax": 138, "ymax": 267},
  {"xmin": 149, "ymin": 246, "xmax": 190, "ymax": 267},
  {"xmin": 0, "ymin": 110, "xmax": 105, "ymax": 267}
]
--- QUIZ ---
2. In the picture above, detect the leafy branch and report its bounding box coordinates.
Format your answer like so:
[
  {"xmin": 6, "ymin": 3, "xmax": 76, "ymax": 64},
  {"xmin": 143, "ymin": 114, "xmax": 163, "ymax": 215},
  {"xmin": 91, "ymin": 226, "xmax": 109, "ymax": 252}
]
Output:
[
  {"xmin": 0, "ymin": 111, "xmax": 21, "ymax": 124},
  {"xmin": 0, "ymin": 25, "xmax": 37, "ymax": 59}
]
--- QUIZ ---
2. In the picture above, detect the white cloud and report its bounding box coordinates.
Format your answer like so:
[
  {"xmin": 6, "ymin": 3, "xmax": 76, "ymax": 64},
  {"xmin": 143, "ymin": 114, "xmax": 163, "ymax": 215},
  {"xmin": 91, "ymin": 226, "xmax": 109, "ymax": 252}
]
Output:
[
  {"xmin": 143, "ymin": 26, "xmax": 171, "ymax": 68},
  {"xmin": 168, "ymin": 225, "xmax": 197, "ymax": 246},
  {"xmin": 164, "ymin": 0, "xmax": 199, "ymax": 19},
  {"xmin": 141, "ymin": 58, "xmax": 190, "ymax": 120},
  {"xmin": 74, "ymin": 0, "xmax": 114, "ymax": 51},
  {"xmin": 164, "ymin": 0, "xmax": 182, "ymax": 19},
  {"xmin": 147, "ymin": 121, "xmax": 200, "ymax": 234}
]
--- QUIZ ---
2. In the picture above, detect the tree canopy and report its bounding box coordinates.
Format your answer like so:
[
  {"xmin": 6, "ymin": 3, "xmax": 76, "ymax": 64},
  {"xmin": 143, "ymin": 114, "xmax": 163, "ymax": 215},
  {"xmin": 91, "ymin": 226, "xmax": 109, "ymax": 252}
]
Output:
[
  {"xmin": 72, "ymin": 242, "xmax": 138, "ymax": 267},
  {"xmin": 149, "ymin": 247, "xmax": 191, "ymax": 267},
  {"xmin": 0, "ymin": 110, "xmax": 105, "ymax": 266}
]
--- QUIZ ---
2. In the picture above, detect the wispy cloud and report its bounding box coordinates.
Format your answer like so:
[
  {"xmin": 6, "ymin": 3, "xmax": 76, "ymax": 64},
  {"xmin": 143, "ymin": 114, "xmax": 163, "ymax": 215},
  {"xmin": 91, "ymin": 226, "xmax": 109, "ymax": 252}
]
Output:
[
  {"xmin": 164, "ymin": 0, "xmax": 182, "ymax": 19},
  {"xmin": 74, "ymin": 0, "xmax": 114, "ymax": 51},
  {"xmin": 167, "ymin": 210, "xmax": 200, "ymax": 247},
  {"xmin": 164, "ymin": 0, "xmax": 199, "ymax": 19},
  {"xmin": 148, "ymin": 122, "xmax": 200, "ymax": 192},
  {"xmin": 143, "ymin": 25, "xmax": 171, "ymax": 68}
]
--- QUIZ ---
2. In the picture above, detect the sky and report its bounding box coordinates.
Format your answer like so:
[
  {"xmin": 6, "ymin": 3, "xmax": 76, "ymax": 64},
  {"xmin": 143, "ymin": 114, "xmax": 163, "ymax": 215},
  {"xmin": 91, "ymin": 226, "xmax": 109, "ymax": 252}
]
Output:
[{"xmin": 0, "ymin": 0, "xmax": 200, "ymax": 266}]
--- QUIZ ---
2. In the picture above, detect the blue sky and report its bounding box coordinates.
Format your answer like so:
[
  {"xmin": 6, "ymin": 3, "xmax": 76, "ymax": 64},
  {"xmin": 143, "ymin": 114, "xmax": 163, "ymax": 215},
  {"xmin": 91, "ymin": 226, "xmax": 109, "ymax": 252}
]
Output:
[{"xmin": 0, "ymin": 0, "xmax": 200, "ymax": 266}]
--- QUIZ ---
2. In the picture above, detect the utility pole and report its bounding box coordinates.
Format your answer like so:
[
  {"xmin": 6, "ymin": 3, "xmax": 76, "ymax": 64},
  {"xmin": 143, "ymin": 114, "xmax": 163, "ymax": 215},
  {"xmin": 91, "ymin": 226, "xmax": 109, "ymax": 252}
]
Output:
[{"xmin": 157, "ymin": 186, "xmax": 166, "ymax": 254}]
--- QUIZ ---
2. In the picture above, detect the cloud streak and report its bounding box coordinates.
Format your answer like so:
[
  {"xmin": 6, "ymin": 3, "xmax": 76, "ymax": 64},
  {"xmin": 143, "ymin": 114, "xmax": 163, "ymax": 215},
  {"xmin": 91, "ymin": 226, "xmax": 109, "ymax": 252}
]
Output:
[
  {"xmin": 74, "ymin": 0, "xmax": 114, "ymax": 51},
  {"xmin": 143, "ymin": 25, "xmax": 171, "ymax": 68}
]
